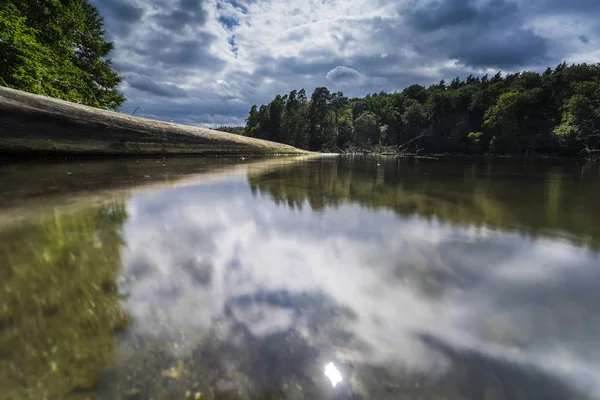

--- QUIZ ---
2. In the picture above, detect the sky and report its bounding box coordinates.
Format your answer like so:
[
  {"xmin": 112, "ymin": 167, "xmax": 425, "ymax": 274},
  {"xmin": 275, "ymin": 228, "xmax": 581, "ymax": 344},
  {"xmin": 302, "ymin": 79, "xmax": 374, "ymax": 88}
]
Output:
[{"xmin": 91, "ymin": 0, "xmax": 600, "ymax": 127}]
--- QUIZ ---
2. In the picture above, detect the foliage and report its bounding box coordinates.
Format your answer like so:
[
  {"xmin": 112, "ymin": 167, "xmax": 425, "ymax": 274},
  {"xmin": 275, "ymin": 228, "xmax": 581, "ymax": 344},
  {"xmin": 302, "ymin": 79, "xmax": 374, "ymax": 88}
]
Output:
[
  {"xmin": 242, "ymin": 63, "xmax": 600, "ymax": 156},
  {"xmin": 0, "ymin": 202, "xmax": 130, "ymax": 399},
  {"xmin": 0, "ymin": 0, "xmax": 125, "ymax": 110},
  {"xmin": 353, "ymin": 111, "xmax": 380, "ymax": 145}
]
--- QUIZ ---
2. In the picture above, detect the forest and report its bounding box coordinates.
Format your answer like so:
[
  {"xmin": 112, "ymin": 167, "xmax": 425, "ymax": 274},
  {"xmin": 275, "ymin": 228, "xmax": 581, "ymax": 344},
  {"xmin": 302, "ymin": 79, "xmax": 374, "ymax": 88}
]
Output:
[
  {"xmin": 0, "ymin": 0, "xmax": 124, "ymax": 110},
  {"xmin": 233, "ymin": 63, "xmax": 600, "ymax": 156}
]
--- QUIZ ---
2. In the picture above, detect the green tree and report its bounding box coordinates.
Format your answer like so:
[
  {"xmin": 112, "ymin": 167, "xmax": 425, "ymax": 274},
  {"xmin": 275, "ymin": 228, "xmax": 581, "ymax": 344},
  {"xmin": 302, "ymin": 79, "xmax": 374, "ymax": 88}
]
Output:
[
  {"xmin": 245, "ymin": 105, "xmax": 260, "ymax": 137},
  {"xmin": 402, "ymin": 99, "xmax": 429, "ymax": 149},
  {"xmin": 308, "ymin": 87, "xmax": 334, "ymax": 150},
  {"xmin": 336, "ymin": 107, "xmax": 354, "ymax": 149},
  {"xmin": 266, "ymin": 94, "xmax": 285, "ymax": 142},
  {"xmin": 553, "ymin": 94, "xmax": 600, "ymax": 154},
  {"xmin": 0, "ymin": 0, "xmax": 125, "ymax": 110},
  {"xmin": 354, "ymin": 111, "xmax": 380, "ymax": 145},
  {"xmin": 0, "ymin": 4, "xmax": 51, "ymax": 92},
  {"xmin": 281, "ymin": 89, "xmax": 309, "ymax": 147},
  {"xmin": 242, "ymin": 63, "xmax": 600, "ymax": 156},
  {"xmin": 256, "ymin": 104, "xmax": 270, "ymax": 139},
  {"xmin": 483, "ymin": 91, "xmax": 531, "ymax": 153}
]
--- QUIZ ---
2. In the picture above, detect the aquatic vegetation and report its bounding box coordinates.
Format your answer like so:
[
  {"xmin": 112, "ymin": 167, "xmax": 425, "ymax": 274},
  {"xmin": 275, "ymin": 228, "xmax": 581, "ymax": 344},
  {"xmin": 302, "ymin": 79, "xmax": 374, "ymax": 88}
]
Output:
[{"xmin": 0, "ymin": 202, "xmax": 130, "ymax": 399}]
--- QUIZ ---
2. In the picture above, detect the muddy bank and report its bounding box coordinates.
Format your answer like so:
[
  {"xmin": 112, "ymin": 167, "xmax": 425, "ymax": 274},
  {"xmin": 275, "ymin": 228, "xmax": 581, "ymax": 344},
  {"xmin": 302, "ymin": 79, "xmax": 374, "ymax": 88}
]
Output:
[{"xmin": 0, "ymin": 87, "xmax": 307, "ymax": 158}]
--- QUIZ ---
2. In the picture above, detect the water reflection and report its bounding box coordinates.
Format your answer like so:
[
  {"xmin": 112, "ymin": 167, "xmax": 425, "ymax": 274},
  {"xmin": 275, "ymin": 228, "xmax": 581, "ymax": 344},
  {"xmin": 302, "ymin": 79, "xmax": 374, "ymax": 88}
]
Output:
[
  {"xmin": 0, "ymin": 202, "xmax": 129, "ymax": 399},
  {"xmin": 112, "ymin": 157, "xmax": 599, "ymax": 399},
  {"xmin": 1, "ymin": 156, "xmax": 600, "ymax": 399}
]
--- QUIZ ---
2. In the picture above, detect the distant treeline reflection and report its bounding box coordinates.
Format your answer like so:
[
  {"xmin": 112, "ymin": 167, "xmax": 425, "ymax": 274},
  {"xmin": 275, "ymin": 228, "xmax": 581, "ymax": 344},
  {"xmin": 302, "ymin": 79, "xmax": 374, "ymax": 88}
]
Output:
[{"xmin": 248, "ymin": 157, "xmax": 600, "ymax": 248}]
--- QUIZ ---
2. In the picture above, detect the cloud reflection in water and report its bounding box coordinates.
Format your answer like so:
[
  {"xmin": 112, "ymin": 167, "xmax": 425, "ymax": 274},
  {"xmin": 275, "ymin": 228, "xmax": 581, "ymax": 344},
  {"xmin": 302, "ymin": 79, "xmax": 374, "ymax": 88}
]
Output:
[{"xmin": 117, "ymin": 172, "xmax": 600, "ymax": 398}]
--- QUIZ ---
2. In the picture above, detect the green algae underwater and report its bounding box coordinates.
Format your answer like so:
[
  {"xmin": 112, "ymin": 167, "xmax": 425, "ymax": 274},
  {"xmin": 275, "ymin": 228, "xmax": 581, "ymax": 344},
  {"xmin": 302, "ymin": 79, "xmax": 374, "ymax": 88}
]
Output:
[
  {"xmin": 0, "ymin": 156, "xmax": 599, "ymax": 400},
  {"xmin": 0, "ymin": 202, "xmax": 130, "ymax": 399}
]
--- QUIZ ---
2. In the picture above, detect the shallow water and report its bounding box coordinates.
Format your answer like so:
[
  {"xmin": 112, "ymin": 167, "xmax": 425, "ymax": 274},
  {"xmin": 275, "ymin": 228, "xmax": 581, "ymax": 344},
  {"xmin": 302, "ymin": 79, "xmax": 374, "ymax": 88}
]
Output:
[{"xmin": 1, "ymin": 156, "xmax": 600, "ymax": 400}]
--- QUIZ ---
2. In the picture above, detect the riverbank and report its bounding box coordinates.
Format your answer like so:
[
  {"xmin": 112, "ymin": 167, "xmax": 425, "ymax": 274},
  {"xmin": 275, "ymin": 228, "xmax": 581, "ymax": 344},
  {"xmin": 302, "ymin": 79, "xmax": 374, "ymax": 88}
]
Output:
[
  {"xmin": 334, "ymin": 147, "xmax": 598, "ymax": 161},
  {"xmin": 0, "ymin": 87, "xmax": 307, "ymax": 158}
]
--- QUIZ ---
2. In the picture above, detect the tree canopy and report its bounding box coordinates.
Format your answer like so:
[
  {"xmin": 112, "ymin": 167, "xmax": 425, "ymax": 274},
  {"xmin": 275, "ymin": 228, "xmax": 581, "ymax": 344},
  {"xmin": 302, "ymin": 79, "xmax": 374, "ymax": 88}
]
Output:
[
  {"xmin": 0, "ymin": 0, "xmax": 125, "ymax": 110},
  {"xmin": 239, "ymin": 63, "xmax": 600, "ymax": 156}
]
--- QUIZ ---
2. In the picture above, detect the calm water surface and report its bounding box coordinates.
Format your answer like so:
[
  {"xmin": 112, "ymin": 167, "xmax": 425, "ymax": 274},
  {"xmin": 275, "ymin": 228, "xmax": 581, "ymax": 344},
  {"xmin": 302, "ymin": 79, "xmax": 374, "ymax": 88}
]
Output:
[{"xmin": 1, "ymin": 156, "xmax": 600, "ymax": 400}]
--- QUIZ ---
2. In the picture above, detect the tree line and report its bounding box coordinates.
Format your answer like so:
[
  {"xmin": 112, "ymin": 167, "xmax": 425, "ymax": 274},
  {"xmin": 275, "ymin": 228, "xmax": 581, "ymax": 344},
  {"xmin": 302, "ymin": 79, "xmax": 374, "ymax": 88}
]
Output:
[
  {"xmin": 235, "ymin": 63, "xmax": 600, "ymax": 156},
  {"xmin": 0, "ymin": 0, "xmax": 124, "ymax": 110}
]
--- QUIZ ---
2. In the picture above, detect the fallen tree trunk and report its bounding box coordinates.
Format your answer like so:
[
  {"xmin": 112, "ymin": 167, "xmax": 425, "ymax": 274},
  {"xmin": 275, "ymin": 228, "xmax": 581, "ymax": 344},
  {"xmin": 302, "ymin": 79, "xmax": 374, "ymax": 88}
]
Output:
[{"xmin": 0, "ymin": 87, "xmax": 306, "ymax": 157}]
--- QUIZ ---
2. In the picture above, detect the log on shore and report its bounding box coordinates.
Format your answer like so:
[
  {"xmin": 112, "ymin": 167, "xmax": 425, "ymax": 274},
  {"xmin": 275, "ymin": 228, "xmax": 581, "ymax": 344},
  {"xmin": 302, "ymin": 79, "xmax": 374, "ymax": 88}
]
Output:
[{"xmin": 0, "ymin": 87, "xmax": 307, "ymax": 157}]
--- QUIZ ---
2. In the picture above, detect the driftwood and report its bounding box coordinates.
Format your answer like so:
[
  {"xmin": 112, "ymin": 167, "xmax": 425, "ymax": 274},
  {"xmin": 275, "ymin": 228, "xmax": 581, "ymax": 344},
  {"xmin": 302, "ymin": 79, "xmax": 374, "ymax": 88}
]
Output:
[{"xmin": 0, "ymin": 87, "xmax": 306, "ymax": 157}]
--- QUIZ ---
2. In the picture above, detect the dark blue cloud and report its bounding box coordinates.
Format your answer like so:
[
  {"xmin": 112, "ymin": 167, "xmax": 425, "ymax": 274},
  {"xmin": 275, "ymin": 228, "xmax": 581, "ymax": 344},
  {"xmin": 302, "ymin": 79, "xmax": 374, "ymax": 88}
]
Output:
[
  {"xmin": 155, "ymin": 0, "xmax": 208, "ymax": 32},
  {"xmin": 406, "ymin": 0, "xmax": 518, "ymax": 32},
  {"xmin": 94, "ymin": 0, "xmax": 144, "ymax": 36},
  {"xmin": 401, "ymin": 0, "xmax": 551, "ymax": 69},
  {"xmin": 128, "ymin": 34, "xmax": 224, "ymax": 68},
  {"xmin": 406, "ymin": 0, "xmax": 478, "ymax": 31},
  {"xmin": 526, "ymin": 0, "xmax": 600, "ymax": 13},
  {"xmin": 126, "ymin": 74, "xmax": 188, "ymax": 98},
  {"xmin": 450, "ymin": 28, "xmax": 550, "ymax": 68}
]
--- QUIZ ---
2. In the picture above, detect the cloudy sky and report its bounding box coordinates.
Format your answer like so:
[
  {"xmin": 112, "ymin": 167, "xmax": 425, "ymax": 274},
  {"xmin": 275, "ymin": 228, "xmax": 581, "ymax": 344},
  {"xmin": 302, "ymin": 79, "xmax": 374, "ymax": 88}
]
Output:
[{"xmin": 92, "ymin": 0, "xmax": 600, "ymax": 127}]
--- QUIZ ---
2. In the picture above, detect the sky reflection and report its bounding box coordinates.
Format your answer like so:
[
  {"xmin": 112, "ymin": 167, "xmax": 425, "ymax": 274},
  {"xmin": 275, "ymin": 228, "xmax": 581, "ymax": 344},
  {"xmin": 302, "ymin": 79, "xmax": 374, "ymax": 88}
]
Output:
[{"xmin": 117, "ymin": 166, "xmax": 600, "ymax": 399}]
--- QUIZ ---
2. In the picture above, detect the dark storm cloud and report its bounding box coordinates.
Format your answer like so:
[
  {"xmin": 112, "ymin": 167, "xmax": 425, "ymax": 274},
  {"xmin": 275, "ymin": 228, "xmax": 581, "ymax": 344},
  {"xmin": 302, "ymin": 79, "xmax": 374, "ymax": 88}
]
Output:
[
  {"xmin": 111, "ymin": 0, "xmax": 222, "ymax": 70},
  {"xmin": 258, "ymin": 49, "xmax": 403, "ymax": 86},
  {"xmin": 400, "ymin": 0, "xmax": 552, "ymax": 69},
  {"xmin": 149, "ymin": 0, "xmax": 209, "ymax": 32},
  {"xmin": 108, "ymin": 2, "xmax": 144, "ymax": 22},
  {"xmin": 140, "ymin": 35, "xmax": 221, "ymax": 66},
  {"xmin": 94, "ymin": 0, "xmax": 144, "ymax": 22},
  {"xmin": 406, "ymin": 0, "xmax": 518, "ymax": 31},
  {"xmin": 450, "ymin": 28, "xmax": 550, "ymax": 68},
  {"xmin": 126, "ymin": 74, "xmax": 188, "ymax": 98},
  {"xmin": 112, "ymin": 60, "xmax": 196, "ymax": 81},
  {"xmin": 525, "ymin": 0, "xmax": 600, "ymax": 13},
  {"xmin": 132, "ymin": 99, "xmax": 252, "ymax": 127},
  {"xmin": 94, "ymin": 0, "xmax": 144, "ymax": 36},
  {"xmin": 406, "ymin": 0, "xmax": 478, "ymax": 31},
  {"xmin": 579, "ymin": 35, "xmax": 590, "ymax": 44}
]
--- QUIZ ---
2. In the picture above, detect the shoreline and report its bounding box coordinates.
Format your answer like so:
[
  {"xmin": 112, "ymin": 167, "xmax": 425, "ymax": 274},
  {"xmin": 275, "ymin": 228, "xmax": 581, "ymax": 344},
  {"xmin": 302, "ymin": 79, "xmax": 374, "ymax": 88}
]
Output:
[
  {"xmin": 0, "ymin": 87, "xmax": 308, "ymax": 158},
  {"xmin": 331, "ymin": 151, "xmax": 598, "ymax": 161}
]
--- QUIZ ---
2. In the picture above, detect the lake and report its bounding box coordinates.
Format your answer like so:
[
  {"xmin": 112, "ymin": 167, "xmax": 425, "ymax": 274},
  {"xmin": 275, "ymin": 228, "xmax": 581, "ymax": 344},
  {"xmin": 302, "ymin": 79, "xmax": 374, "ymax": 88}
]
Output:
[{"xmin": 1, "ymin": 155, "xmax": 600, "ymax": 400}]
